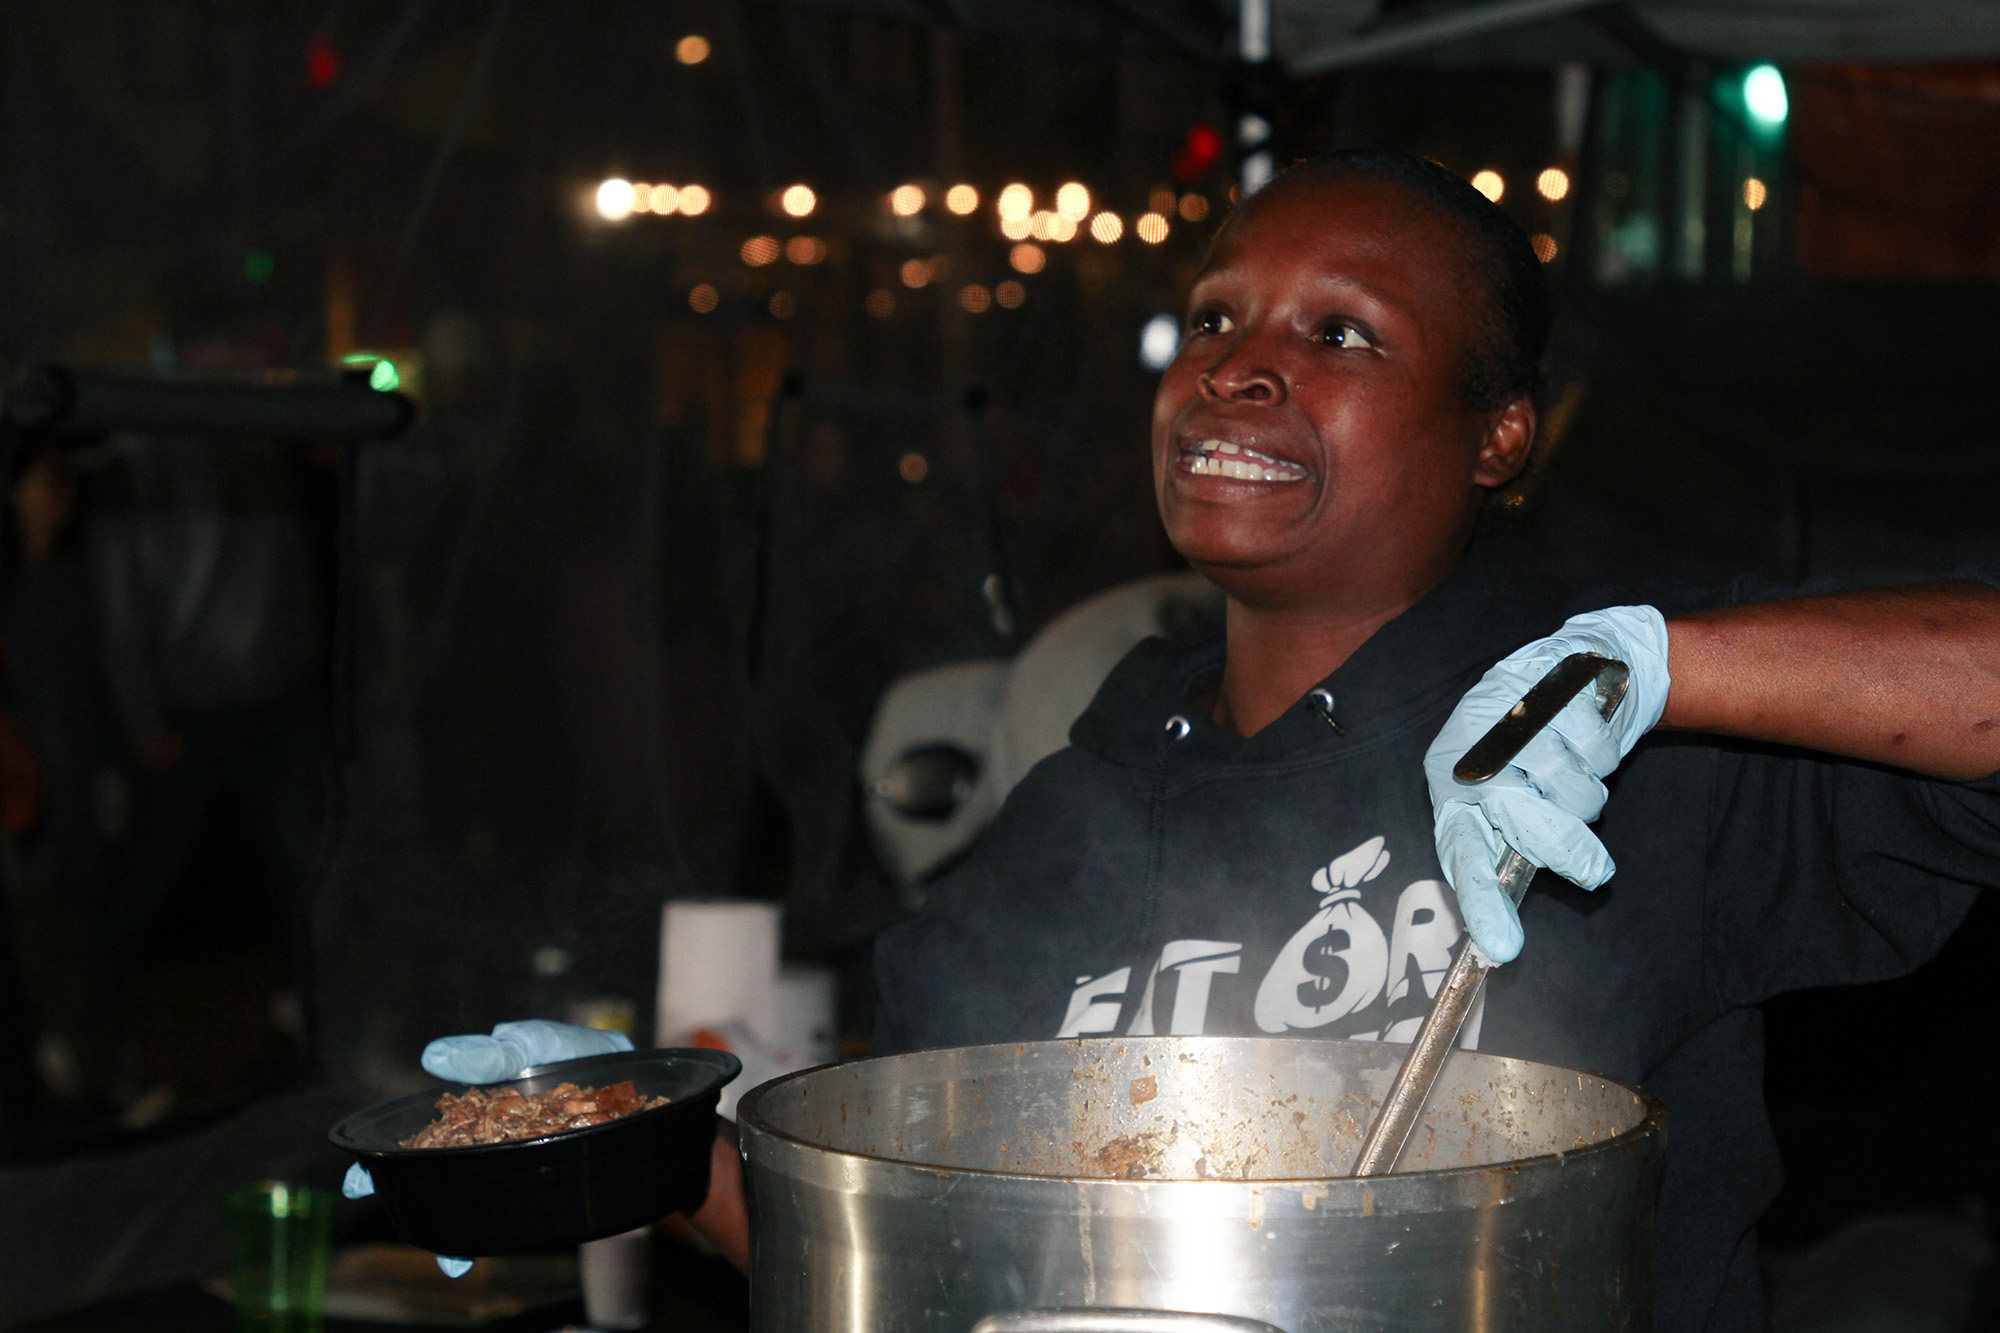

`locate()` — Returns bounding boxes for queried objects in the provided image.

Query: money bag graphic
[1253,836,1392,1033]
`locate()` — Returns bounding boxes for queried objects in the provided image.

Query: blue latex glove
[1425,605,1672,965]
[421,1019,634,1085]
[340,1165,472,1277]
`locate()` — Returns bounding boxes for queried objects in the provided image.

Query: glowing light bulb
[945,184,979,215]
[1744,64,1788,126]
[630,185,654,214]
[1089,211,1123,244]
[781,185,816,218]
[1471,170,1504,203]
[995,280,1025,308]
[1743,177,1768,210]
[740,235,780,266]
[1000,215,1033,241]
[1139,313,1180,372]
[1136,212,1169,244]
[595,178,636,221]
[997,184,1033,221]
[1536,167,1570,202]
[676,34,711,65]
[890,184,925,216]
[650,183,680,214]
[786,236,827,265]
[958,284,991,314]
[678,185,711,215]
[1055,182,1091,221]
[900,258,929,289]
[1009,243,1045,274]
[1178,193,1208,222]
[1531,233,1559,263]
[689,284,719,313]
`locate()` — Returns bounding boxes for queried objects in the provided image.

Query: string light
[1471,170,1504,203]
[1048,214,1077,243]
[1090,212,1124,244]
[768,292,797,319]
[1743,177,1768,210]
[890,184,926,216]
[899,453,929,483]
[926,255,949,280]
[1030,210,1057,242]
[1136,212,1169,244]
[689,284,719,313]
[900,258,929,288]
[1178,193,1208,222]
[650,184,680,214]
[1531,233,1559,262]
[1149,186,1176,215]
[631,185,654,214]
[786,236,827,265]
[945,184,979,215]
[958,284,992,313]
[675,34,711,64]
[995,280,1025,308]
[741,236,780,266]
[678,185,711,215]
[1009,243,1046,274]
[781,185,816,218]
[1536,167,1570,202]
[865,289,895,317]
[1000,215,1033,241]
[997,184,1033,221]
[1055,182,1091,221]
[595,178,636,221]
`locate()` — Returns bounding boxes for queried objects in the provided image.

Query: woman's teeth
[1185,439,1307,483]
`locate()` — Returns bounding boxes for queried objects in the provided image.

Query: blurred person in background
[2,438,122,1114]
[84,327,335,1102]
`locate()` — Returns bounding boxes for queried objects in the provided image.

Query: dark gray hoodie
[876,537,2000,1332]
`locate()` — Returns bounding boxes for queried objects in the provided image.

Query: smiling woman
[1151,159,1545,736]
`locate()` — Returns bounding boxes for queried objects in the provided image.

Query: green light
[368,359,399,392]
[245,247,275,283]
[1744,64,1787,126]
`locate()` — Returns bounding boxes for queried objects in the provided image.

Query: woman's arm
[688,1124,750,1272]
[1662,579,2000,781]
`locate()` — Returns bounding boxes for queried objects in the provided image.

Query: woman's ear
[1473,397,1536,489]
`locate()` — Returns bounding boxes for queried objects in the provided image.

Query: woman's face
[1151,175,1532,613]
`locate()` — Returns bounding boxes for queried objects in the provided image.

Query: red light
[306,32,341,90]
[1172,123,1225,185]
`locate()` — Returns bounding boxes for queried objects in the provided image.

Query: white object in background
[757,964,838,1067]
[654,900,782,1047]
[579,1226,651,1329]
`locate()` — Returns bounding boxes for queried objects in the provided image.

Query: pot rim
[737,1035,1667,1189]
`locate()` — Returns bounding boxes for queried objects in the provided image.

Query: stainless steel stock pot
[738,1037,1666,1333]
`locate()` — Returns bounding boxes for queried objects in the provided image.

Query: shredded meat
[400,1080,669,1149]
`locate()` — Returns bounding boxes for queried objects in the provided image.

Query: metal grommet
[1307,687,1343,734]
[1163,714,1192,741]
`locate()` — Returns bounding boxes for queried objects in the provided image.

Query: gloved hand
[340,1165,472,1277]
[343,1020,635,1279]
[1425,605,1672,965]
[422,1019,634,1085]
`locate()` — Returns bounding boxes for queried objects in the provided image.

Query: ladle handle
[972,1312,1288,1333]
[1351,653,1629,1179]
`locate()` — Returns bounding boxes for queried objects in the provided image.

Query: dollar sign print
[1297,924,1351,1012]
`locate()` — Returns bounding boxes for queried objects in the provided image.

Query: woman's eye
[1321,323,1375,350]
[1189,309,1232,336]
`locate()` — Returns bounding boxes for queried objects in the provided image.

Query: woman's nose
[1197,337,1285,404]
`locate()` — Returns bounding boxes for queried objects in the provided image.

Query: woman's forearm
[1660,580,2000,781]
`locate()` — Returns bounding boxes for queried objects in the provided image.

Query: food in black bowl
[330,1048,740,1256]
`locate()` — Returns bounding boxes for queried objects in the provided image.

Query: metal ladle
[1351,652,1631,1177]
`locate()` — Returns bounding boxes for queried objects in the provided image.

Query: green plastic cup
[222,1181,334,1333]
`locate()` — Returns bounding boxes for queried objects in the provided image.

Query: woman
[422,151,2000,1330]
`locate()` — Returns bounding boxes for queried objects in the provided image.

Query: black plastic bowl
[329,1047,740,1255]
